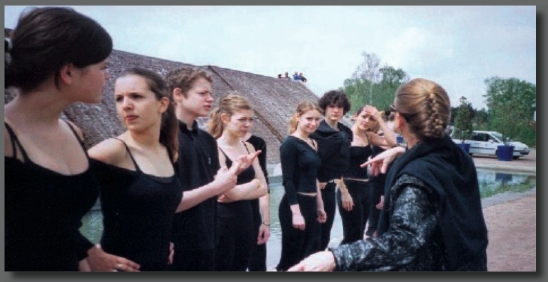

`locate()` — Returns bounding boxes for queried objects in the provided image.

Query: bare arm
[175,164,238,213]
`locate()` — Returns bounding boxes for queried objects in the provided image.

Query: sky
[4,5,536,109]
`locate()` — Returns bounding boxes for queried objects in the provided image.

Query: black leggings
[276,193,321,271]
[337,179,372,245]
[169,248,215,271]
[248,199,267,271]
[366,180,384,237]
[319,182,337,250]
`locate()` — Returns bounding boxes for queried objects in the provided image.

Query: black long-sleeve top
[309,120,352,182]
[280,136,321,206]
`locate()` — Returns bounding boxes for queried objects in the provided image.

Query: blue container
[457,143,471,153]
[497,145,514,161]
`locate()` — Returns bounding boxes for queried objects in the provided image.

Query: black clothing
[319,183,336,250]
[337,179,372,245]
[276,193,321,271]
[342,146,372,179]
[310,120,352,250]
[4,121,98,271]
[381,135,488,270]
[332,175,444,271]
[309,120,352,182]
[279,136,321,205]
[332,135,488,271]
[93,139,183,271]
[215,145,256,271]
[366,146,386,236]
[170,120,221,271]
[246,135,269,271]
[277,135,322,271]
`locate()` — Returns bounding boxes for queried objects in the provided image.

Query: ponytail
[207,107,224,139]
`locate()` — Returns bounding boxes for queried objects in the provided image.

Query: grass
[480,182,536,199]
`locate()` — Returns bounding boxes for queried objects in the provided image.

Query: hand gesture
[361,146,405,175]
[234,150,261,175]
[287,251,336,272]
[364,105,381,121]
[212,165,238,195]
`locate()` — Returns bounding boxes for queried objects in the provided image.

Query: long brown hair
[5,7,112,92]
[118,68,178,162]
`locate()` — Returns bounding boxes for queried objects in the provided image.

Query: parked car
[451,130,530,159]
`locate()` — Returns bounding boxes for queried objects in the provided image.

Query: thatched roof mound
[4,45,319,164]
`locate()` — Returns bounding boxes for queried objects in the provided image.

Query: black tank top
[4,121,99,271]
[93,138,183,271]
[217,142,255,218]
[342,145,373,179]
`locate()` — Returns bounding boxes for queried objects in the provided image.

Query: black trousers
[366,180,384,237]
[169,248,215,271]
[319,182,337,250]
[276,193,321,271]
[248,199,267,271]
[337,179,372,245]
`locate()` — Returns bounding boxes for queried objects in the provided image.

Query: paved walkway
[473,149,536,271]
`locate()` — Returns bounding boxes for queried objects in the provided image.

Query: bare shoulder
[88,138,127,165]
[63,119,85,141]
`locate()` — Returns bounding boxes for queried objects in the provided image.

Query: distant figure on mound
[293,72,301,81]
[299,72,307,83]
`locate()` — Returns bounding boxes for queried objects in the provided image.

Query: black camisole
[4,121,99,271]
[92,138,183,271]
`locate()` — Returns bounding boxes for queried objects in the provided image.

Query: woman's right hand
[292,213,305,230]
[341,192,354,211]
[361,146,406,175]
[86,244,140,272]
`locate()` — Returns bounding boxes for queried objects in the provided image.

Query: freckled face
[224,110,254,138]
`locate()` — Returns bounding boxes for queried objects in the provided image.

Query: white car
[452,130,530,159]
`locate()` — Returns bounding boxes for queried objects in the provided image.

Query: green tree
[483,77,536,145]
[453,96,474,143]
[376,66,409,111]
[343,52,409,114]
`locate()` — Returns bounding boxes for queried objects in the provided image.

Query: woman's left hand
[257,223,271,245]
[317,209,327,223]
[288,251,336,272]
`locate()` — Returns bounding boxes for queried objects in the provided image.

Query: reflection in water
[80,168,535,271]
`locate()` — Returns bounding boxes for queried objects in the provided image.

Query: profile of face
[114,74,168,131]
[297,109,322,135]
[72,59,110,104]
[178,77,213,118]
[324,103,344,123]
[223,109,255,138]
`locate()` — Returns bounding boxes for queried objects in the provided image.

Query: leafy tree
[483,77,536,145]
[453,96,474,143]
[375,66,409,111]
[472,108,489,130]
[343,52,409,114]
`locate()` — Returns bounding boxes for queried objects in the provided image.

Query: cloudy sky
[4,5,536,109]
